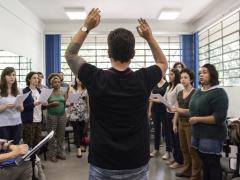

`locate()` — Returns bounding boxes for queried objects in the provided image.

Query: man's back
[79,64,162,170]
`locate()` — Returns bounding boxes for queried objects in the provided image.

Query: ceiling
[19,0,218,23]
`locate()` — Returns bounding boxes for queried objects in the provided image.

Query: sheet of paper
[67,93,81,104]
[150,93,173,109]
[60,86,68,94]
[15,130,54,166]
[13,91,31,106]
[39,88,53,103]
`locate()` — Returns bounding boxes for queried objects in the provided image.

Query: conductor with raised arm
[65,8,168,180]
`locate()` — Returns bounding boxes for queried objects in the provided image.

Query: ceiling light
[158,9,181,20]
[65,7,86,20]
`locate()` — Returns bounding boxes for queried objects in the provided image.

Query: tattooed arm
[65,8,101,76]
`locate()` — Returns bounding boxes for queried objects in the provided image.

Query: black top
[21,87,41,124]
[177,89,195,123]
[189,88,229,140]
[151,81,168,113]
[78,63,162,170]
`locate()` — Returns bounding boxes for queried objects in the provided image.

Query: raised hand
[83,8,101,31]
[136,18,153,40]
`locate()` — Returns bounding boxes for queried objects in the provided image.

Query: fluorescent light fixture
[65,7,86,20]
[158,9,181,20]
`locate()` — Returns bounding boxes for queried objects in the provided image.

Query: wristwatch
[81,26,89,33]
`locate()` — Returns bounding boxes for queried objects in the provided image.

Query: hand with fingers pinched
[136,18,153,40]
[83,8,101,31]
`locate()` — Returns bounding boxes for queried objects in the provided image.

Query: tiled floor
[43,146,185,180]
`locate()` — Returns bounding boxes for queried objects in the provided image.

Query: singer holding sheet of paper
[162,68,184,169]
[0,67,24,145]
[45,73,68,162]
[148,78,168,158]
[21,72,43,148]
[68,77,89,158]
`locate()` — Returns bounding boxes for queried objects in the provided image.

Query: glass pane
[223,21,239,36]
[211,55,222,64]
[199,37,209,47]
[199,46,209,54]
[199,31,208,40]
[199,52,209,60]
[224,78,240,86]
[223,13,239,28]
[209,39,222,50]
[223,50,239,61]
[223,32,239,45]
[224,60,240,70]
[223,41,239,53]
[209,47,222,58]
[209,23,221,35]
[209,30,222,43]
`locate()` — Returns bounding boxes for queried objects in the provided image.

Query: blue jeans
[192,137,223,155]
[89,164,149,180]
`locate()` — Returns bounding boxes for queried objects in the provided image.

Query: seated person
[0,139,32,180]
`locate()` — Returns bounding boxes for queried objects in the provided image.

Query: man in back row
[65,8,168,180]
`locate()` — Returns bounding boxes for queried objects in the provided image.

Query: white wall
[0,0,45,72]
[192,0,240,32]
[223,87,240,118]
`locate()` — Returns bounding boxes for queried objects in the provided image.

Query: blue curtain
[193,32,199,88]
[181,34,199,88]
[45,34,61,85]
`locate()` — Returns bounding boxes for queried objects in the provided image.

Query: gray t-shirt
[0,96,22,127]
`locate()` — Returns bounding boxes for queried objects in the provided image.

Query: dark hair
[180,68,195,85]
[73,78,85,90]
[0,67,19,97]
[173,62,185,70]
[26,72,38,86]
[47,73,61,86]
[37,72,44,78]
[107,28,135,63]
[168,68,181,91]
[202,64,219,86]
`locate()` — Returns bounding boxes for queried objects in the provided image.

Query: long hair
[0,67,19,97]
[202,64,219,86]
[73,78,85,91]
[168,68,180,92]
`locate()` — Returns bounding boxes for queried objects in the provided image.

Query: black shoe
[175,172,191,178]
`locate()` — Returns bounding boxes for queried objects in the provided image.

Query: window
[199,12,240,86]
[61,34,182,83]
[0,50,32,88]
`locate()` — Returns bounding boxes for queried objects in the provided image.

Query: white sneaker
[150,150,160,157]
[169,162,183,169]
[162,152,170,160]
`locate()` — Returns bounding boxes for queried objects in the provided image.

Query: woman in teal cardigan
[189,64,229,180]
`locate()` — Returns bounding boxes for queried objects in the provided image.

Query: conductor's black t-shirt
[78,63,162,170]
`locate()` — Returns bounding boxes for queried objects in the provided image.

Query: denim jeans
[192,137,224,180]
[89,164,149,180]
[192,137,223,155]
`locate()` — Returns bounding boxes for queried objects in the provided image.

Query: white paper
[39,88,53,103]
[150,93,173,109]
[60,86,68,94]
[15,130,54,166]
[13,91,31,107]
[67,93,81,104]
